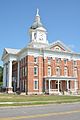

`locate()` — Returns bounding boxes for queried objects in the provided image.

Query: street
[0,103,80,120]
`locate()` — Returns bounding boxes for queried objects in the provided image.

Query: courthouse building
[2,9,80,95]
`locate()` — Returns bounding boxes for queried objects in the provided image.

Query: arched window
[48,67,51,76]
[64,67,68,76]
[56,67,60,76]
[74,68,77,77]
[56,58,61,64]
[34,66,38,76]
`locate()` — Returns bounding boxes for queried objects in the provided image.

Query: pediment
[2,49,8,59]
[49,40,72,52]
[2,48,20,60]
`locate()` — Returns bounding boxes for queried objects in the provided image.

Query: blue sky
[0,0,80,66]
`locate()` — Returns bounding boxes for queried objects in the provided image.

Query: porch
[44,76,78,95]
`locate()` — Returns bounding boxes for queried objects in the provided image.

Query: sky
[0,0,80,66]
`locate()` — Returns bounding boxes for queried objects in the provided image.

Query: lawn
[0,93,80,106]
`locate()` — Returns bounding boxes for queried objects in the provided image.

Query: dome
[30,9,43,29]
[30,21,43,29]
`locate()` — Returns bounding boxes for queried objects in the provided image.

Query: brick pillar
[68,60,74,89]
[43,57,48,76]
[38,56,43,93]
[77,60,80,91]
[61,60,64,76]
[27,55,34,94]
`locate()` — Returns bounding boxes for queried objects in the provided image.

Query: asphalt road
[0,103,80,120]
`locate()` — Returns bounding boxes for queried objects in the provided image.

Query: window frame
[34,80,38,90]
[73,61,77,66]
[34,57,38,63]
[73,67,77,77]
[56,67,60,76]
[48,66,51,76]
[64,67,68,76]
[34,66,38,76]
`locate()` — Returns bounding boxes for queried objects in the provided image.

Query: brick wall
[12,55,80,93]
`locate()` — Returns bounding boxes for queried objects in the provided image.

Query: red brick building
[2,9,80,95]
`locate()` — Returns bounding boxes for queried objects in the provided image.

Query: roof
[1,48,20,60]
[5,48,20,54]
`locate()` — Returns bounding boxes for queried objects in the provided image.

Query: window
[64,67,68,76]
[48,67,51,76]
[56,58,61,64]
[55,81,61,89]
[64,59,68,64]
[34,80,38,90]
[34,57,38,63]
[22,67,25,77]
[73,61,77,66]
[56,67,60,76]
[54,46,61,51]
[34,66,38,76]
[56,47,59,50]
[48,57,51,64]
[74,68,77,77]
[25,66,27,76]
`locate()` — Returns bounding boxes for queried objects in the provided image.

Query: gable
[49,40,72,52]
[50,45,65,51]
[1,49,8,60]
[2,48,20,60]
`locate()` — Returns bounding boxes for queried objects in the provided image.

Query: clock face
[39,32,44,40]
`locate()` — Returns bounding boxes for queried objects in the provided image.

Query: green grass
[0,93,80,106]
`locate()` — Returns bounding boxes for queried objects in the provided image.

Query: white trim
[44,76,77,81]
[8,60,12,88]
[17,61,20,88]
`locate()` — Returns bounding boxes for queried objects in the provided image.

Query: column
[3,64,6,87]
[74,80,78,93]
[45,80,46,92]
[67,80,69,91]
[17,61,20,88]
[58,80,59,93]
[49,79,51,94]
[8,60,13,93]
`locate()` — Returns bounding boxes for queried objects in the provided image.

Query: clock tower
[29,9,49,48]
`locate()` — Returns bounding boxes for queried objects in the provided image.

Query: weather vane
[36,8,39,16]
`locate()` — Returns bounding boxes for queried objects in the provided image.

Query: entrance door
[55,81,62,91]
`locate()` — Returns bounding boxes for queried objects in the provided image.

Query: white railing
[45,89,58,94]
[45,88,78,95]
